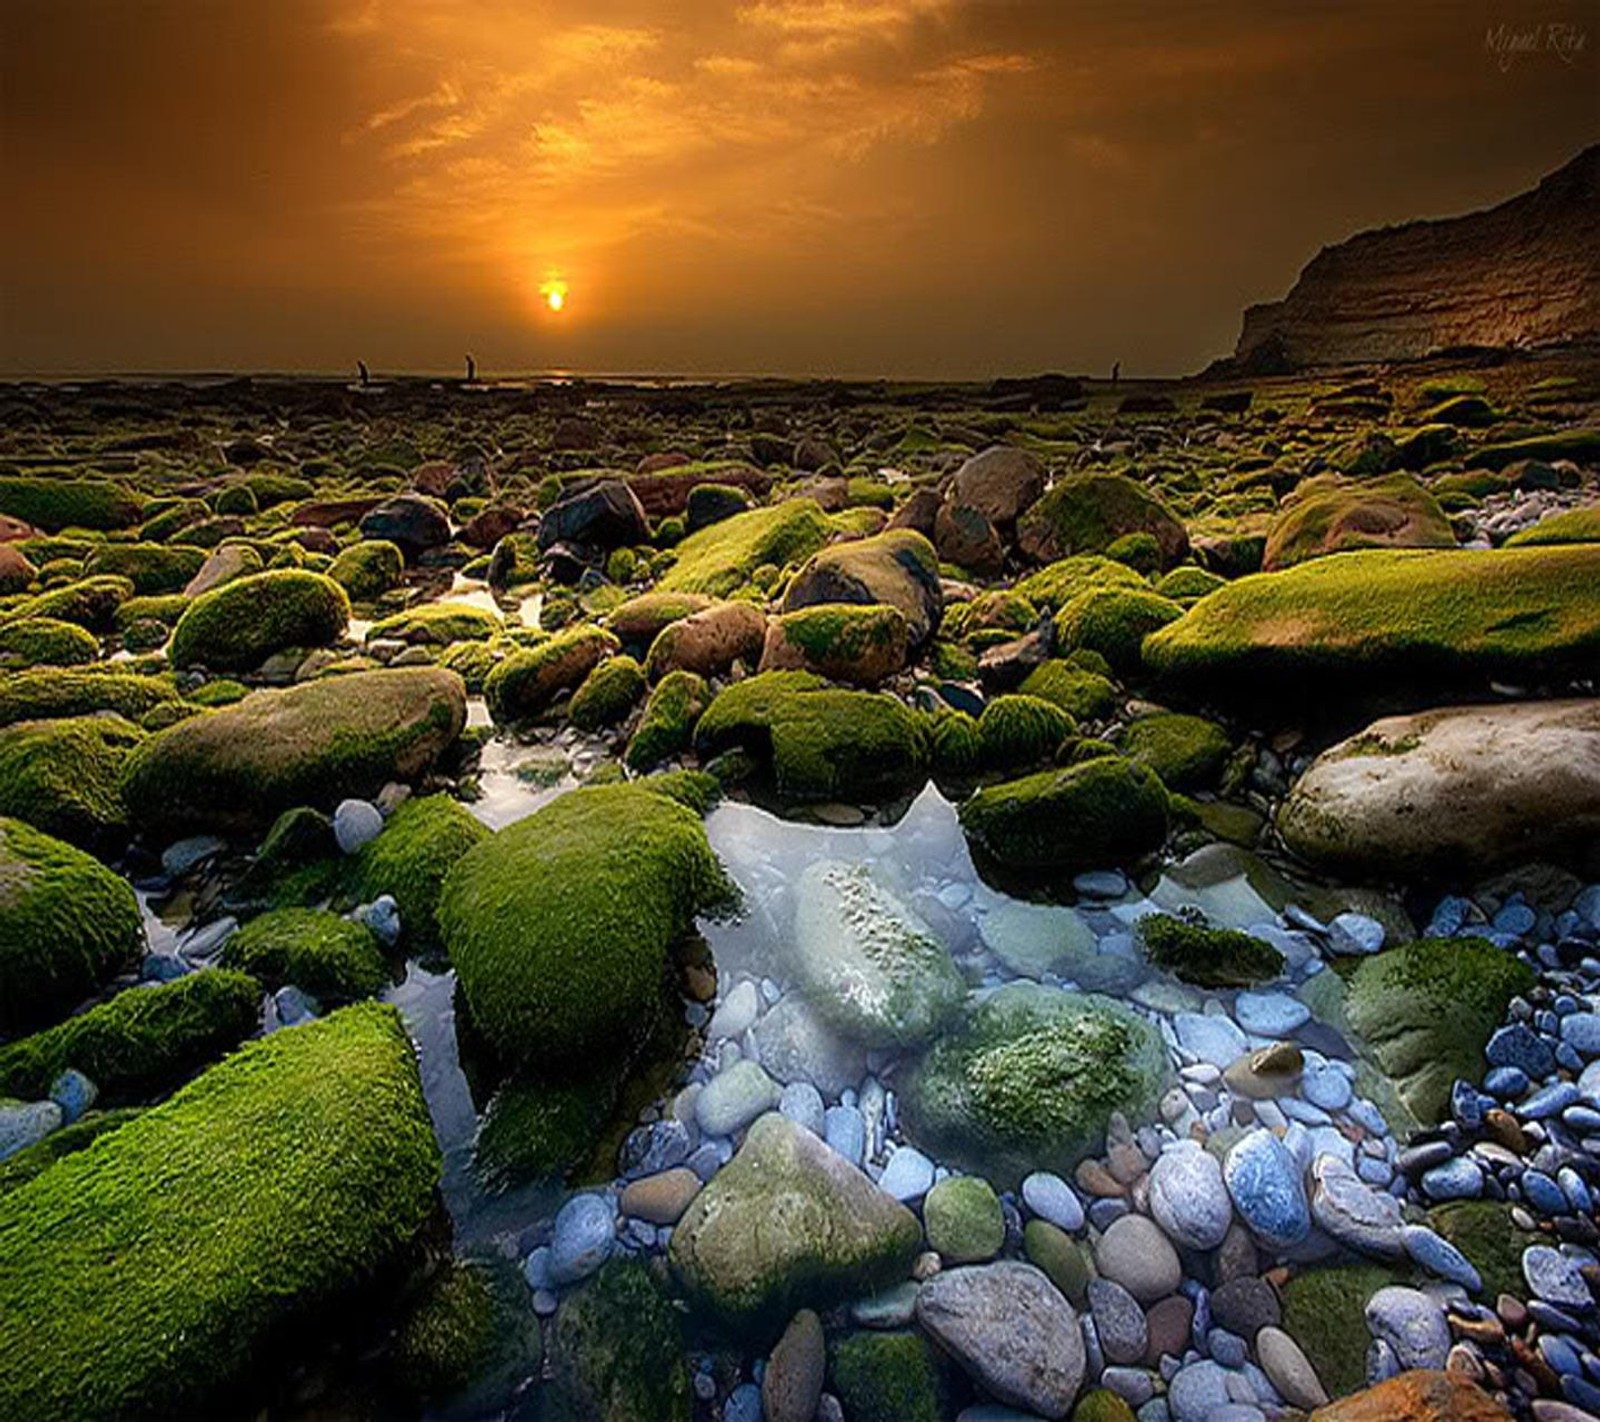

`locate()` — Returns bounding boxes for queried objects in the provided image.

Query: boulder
[759,603,910,686]
[0,715,144,846]
[168,569,349,672]
[658,500,833,597]
[1017,473,1188,569]
[120,668,466,832]
[358,494,452,561]
[934,500,1006,575]
[782,528,943,648]
[668,1112,921,1334]
[1263,474,1455,571]
[1307,1370,1512,1422]
[790,861,964,1048]
[0,543,35,594]
[537,478,650,554]
[183,543,263,597]
[1280,699,1600,878]
[949,445,1047,526]
[645,601,767,680]
[484,626,619,722]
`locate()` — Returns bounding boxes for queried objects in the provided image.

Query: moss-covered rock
[8,574,135,631]
[1119,711,1230,791]
[0,667,178,728]
[625,669,711,771]
[1474,427,1600,470]
[1504,505,1600,547]
[82,541,206,595]
[1017,659,1120,721]
[1053,586,1183,677]
[657,498,834,597]
[781,528,943,647]
[829,1330,954,1422]
[221,907,387,1001]
[139,498,210,544]
[348,794,488,951]
[0,968,260,1104]
[471,1070,621,1192]
[169,569,350,671]
[899,981,1169,1186]
[760,602,911,686]
[569,654,646,731]
[1262,473,1455,571]
[1136,909,1284,988]
[1143,546,1600,713]
[120,667,466,832]
[483,625,618,723]
[0,714,143,844]
[0,1108,142,1196]
[923,1175,1005,1263]
[1343,936,1534,1125]
[1427,1200,1532,1302]
[1015,554,1149,610]
[0,817,143,1034]
[977,694,1076,771]
[669,1112,921,1336]
[1017,473,1188,569]
[0,476,144,532]
[1280,1263,1413,1399]
[391,1254,539,1411]
[694,670,930,802]
[928,707,984,779]
[0,616,100,667]
[606,590,715,650]
[0,1001,439,1422]
[550,1257,690,1422]
[958,756,1169,873]
[1154,565,1226,601]
[328,539,405,601]
[439,783,730,1070]
[368,600,500,646]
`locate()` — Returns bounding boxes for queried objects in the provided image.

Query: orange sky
[1,0,1595,378]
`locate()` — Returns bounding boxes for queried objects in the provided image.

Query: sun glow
[540,278,569,312]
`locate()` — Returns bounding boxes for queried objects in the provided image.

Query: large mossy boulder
[0,616,100,667]
[625,669,711,772]
[657,499,834,597]
[0,967,261,1104]
[221,908,387,1002]
[348,794,489,951]
[169,569,350,672]
[0,816,144,1034]
[1340,936,1535,1126]
[958,755,1169,874]
[0,667,178,729]
[1279,699,1600,878]
[899,982,1169,1186]
[120,668,466,833]
[438,783,730,1071]
[82,542,206,595]
[0,1002,439,1422]
[1015,554,1149,611]
[483,625,618,723]
[791,861,965,1049]
[694,670,929,802]
[668,1112,921,1336]
[0,714,144,845]
[549,1257,690,1421]
[1143,546,1600,714]
[1262,473,1455,571]
[1017,473,1188,569]
[0,475,144,532]
[1118,711,1230,792]
[760,603,911,686]
[781,528,943,648]
[1053,585,1183,677]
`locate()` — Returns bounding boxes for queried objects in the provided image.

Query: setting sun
[540,279,569,313]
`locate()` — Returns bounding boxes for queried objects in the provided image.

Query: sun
[540,278,569,313]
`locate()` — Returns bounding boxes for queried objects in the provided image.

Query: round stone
[1175,1012,1248,1068]
[924,1176,1004,1264]
[333,798,383,854]
[778,1080,825,1136]
[696,1060,781,1138]
[1365,1286,1450,1370]
[1094,1213,1181,1305]
[619,1167,702,1225]
[1210,1277,1279,1338]
[1148,1141,1232,1251]
[1234,991,1311,1037]
[549,1192,615,1284]
[1522,1245,1595,1308]
[1022,1171,1085,1232]
[763,1309,825,1422]
[878,1145,936,1203]
[1224,1129,1310,1249]
[1087,1277,1148,1365]
[1301,1061,1353,1111]
[1256,1326,1329,1410]
[1168,1360,1232,1422]
[1401,1224,1481,1292]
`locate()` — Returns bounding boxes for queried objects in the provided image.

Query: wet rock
[1148,1140,1232,1250]
[358,494,451,561]
[1094,1213,1182,1304]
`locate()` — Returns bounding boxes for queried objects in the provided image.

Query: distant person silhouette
[357,360,370,387]
[1111,361,1121,386]
[465,354,476,383]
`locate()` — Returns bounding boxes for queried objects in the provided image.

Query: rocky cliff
[1234,145,1600,370]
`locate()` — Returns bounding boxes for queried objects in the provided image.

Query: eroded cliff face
[1235,145,1600,370]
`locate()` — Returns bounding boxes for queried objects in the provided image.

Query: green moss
[436,638,496,692]
[1106,530,1163,575]
[221,908,387,1001]
[657,498,833,596]
[170,569,350,671]
[120,667,466,832]
[1119,711,1230,791]
[0,616,99,667]
[0,1001,439,1422]
[369,600,500,646]
[847,476,896,509]
[328,539,405,600]
[0,668,177,727]
[140,498,210,543]
[900,981,1169,1184]
[1054,586,1182,676]
[0,714,144,844]
[1345,936,1535,1124]
[569,654,646,731]
[977,694,1076,770]
[1263,473,1454,571]
[347,794,488,952]
[771,602,910,682]
[1505,506,1600,547]
[550,1257,690,1422]
[829,1330,952,1422]
[472,1071,620,1191]
[484,625,619,723]
[1154,564,1226,601]
[928,638,979,680]
[1018,659,1120,720]
[625,669,710,771]
[1474,427,1600,470]
[923,1175,1004,1262]
[438,783,732,1070]
[0,817,144,1034]
[644,768,722,815]
[1137,909,1283,987]
[213,483,259,516]
[960,589,1039,634]
[1428,1200,1531,1301]
[1144,546,1600,710]
[392,1254,537,1406]
[605,546,638,584]
[242,471,314,508]
[1023,1218,1091,1306]
[1280,1263,1413,1398]
[0,1109,141,1196]
[0,476,144,532]
[959,755,1169,873]
[0,968,261,1103]
[82,542,205,595]
[694,670,930,802]
[7,574,135,631]
[606,591,715,648]
[115,593,188,630]
[928,707,983,778]
[1017,473,1187,568]
[1074,1390,1138,1422]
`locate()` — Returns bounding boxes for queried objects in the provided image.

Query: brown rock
[1144,1294,1193,1365]
[291,496,384,528]
[1307,1369,1513,1422]
[626,463,772,518]
[462,504,526,550]
[0,515,37,543]
[620,1167,703,1225]
[759,605,911,687]
[410,460,457,499]
[645,601,768,679]
[886,487,942,540]
[950,445,1047,527]
[636,451,692,474]
[935,500,1005,575]
[763,1310,825,1422]
[1224,1043,1304,1099]
[0,542,35,594]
